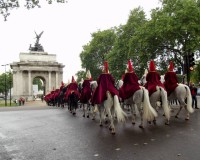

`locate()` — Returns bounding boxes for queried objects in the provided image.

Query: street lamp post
[1,64,9,106]
[9,71,12,106]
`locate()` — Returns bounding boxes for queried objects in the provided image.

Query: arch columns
[48,71,52,91]
[10,51,65,100]
[28,71,32,95]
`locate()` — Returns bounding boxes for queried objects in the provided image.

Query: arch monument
[10,51,65,100]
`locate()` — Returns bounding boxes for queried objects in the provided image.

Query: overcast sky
[0,0,160,82]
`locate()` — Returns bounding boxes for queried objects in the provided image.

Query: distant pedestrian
[190,82,198,109]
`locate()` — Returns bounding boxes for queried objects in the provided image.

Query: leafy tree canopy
[0,0,67,21]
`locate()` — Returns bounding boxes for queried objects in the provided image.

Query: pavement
[0,99,200,160]
[0,100,51,112]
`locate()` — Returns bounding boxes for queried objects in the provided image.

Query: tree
[75,70,85,83]
[80,29,117,80]
[145,0,200,82]
[0,0,67,21]
[190,60,200,84]
[33,77,43,90]
[0,72,13,95]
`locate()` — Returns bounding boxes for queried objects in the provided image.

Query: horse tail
[159,87,171,121]
[113,95,127,122]
[142,87,158,121]
[184,84,194,113]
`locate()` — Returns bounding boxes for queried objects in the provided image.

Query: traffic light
[188,53,195,71]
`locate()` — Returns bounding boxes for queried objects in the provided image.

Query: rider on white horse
[91,61,119,105]
[144,60,166,96]
[91,61,126,133]
[163,61,178,96]
[119,59,141,101]
[144,60,170,124]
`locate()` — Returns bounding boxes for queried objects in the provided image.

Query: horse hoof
[73,112,76,115]
[99,124,103,127]
[105,121,108,124]
[83,115,85,117]
[139,125,144,129]
[132,122,136,125]
[175,115,178,119]
[185,118,189,121]
[148,121,151,124]
[87,115,89,118]
[153,120,156,125]
[165,122,169,125]
[92,118,95,120]
[111,132,116,135]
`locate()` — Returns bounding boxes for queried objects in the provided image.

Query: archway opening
[32,76,45,100]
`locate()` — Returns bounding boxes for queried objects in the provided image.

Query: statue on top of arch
[29,31,44,52]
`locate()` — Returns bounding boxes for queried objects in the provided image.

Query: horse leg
[137,103,144,129]
[98,105,103,126]
[184,105,190,120]
[91,105,97,120]
[105,106,115,134]
[86,103,90,118]
[83,103,87,117]
[151,103,157,125]
[130,104,136,125]
[175,106,183,118]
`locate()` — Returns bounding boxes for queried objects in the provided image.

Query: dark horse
[68,91,80,115]
[58,86,68,108]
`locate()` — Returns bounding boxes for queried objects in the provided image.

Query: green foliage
[190,61,200,83]
[75,70,85,83]
[79,29,116,80]
[78,0,200,82]
[0,0,67,21]
[0,72,13,94]
[33,77,43,90]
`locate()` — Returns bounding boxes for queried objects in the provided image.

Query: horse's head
[160,75,165,83]
[115,80,123,90]
[140,75,147,86]
[90,81,98,92]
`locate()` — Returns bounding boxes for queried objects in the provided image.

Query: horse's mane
[90,81,98,91]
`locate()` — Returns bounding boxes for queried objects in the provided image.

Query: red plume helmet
[127,59,134,72]
[61,81,64,86]
[71,76,76,83]
[168,61,174,71]
[149,60,156,72]
[104,61,109,73]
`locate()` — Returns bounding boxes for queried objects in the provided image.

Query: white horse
[90,81,127,134]
[141,75,171,125]
[117,80,158,128]
[162,81,194,120]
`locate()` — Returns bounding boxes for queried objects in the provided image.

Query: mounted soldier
[80,70,93,104]
[91,61,119,105]
[119,59,140,100]
[80,70,93,117]
[164,61,178,96]
[144,60,166,96]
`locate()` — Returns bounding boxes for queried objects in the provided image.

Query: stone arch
[10,51,65,100]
